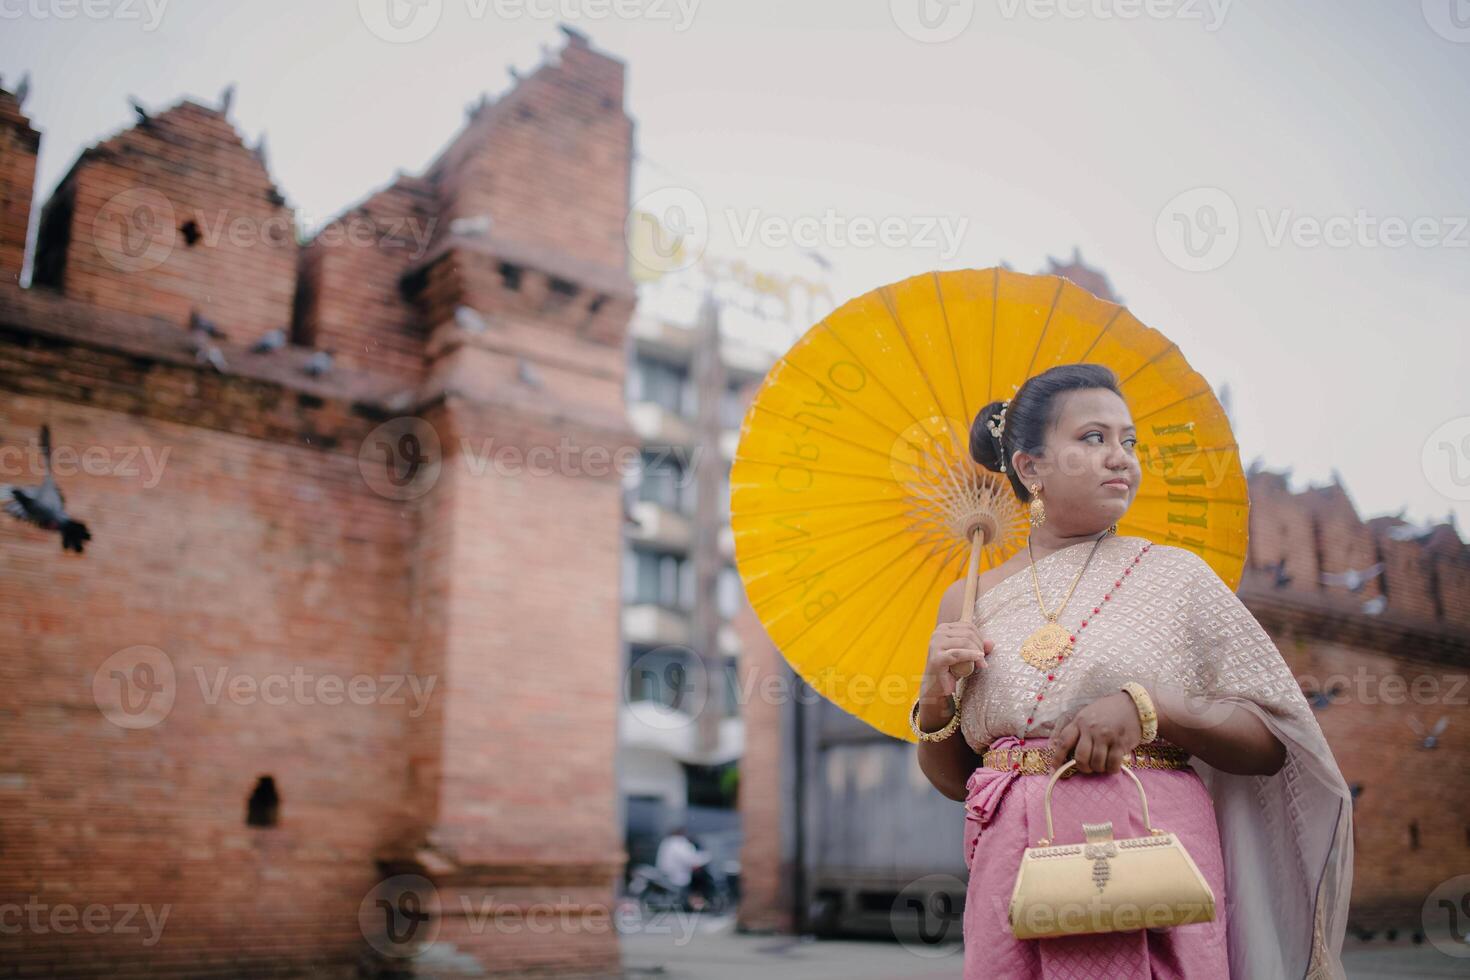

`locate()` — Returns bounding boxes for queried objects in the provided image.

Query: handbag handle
[1038,757,1161,845]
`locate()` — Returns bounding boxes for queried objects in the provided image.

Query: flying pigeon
[454,306,488,334]
[1408,715,1449,750]
[1,425,92,553]
[1386,520,1436,542]
[1320,563,1384,593]
[1361,595,1387,616]
[251,328,287,354]
[304,349,334,377]
[449,214,493,237]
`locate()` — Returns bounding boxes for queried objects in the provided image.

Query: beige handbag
[1008,758,1216,940]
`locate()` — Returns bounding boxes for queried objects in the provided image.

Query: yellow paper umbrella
[729,267,1248,742]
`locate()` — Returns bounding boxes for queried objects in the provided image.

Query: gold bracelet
[1120,681,1159,744]
[910,677,967,742]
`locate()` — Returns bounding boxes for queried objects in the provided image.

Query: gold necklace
[1017,527,1115,671]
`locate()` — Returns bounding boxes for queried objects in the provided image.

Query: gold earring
[1029,484,1046,527]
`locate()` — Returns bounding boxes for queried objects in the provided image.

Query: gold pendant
[1019,621,1072,671]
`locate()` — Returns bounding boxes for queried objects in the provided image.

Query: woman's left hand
[1047,691,1145,774]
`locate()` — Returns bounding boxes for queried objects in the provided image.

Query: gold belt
[982,742,1191,777]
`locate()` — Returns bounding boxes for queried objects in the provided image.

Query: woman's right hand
[922,620,992,702]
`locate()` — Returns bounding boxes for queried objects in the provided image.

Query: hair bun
[970,399,1009,473]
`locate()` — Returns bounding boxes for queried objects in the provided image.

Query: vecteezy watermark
[358,876,693,959]
[1422,0,1470,43]
[0,898,170,946]
[1295,667,1470,707]
[1155,187,1240,272]
[890,874,966,957]
[92,188,177,273]
[993,0,1231,30]
[93,645,177,729]
[0,0,169,30]
[357,0,700,44]
[359,417,445,501]
[1423,875,1470,957]
[627,187,709,280]
[0,438,171,490]
[1257,209,1470,250]
[193,666,437,718]
[726,208,970,262]
[93,646,439,729]
[889,0,976,43]
[1423,416,1470,503]
[360,875,441,959]
[1158,188,1470,271]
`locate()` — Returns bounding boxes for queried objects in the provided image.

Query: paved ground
[617,912,1470,979]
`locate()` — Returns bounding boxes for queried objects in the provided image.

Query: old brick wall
[0,27,639,979]
[0,87,38,286]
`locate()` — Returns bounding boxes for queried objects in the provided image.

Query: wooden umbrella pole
[950,525,989,682]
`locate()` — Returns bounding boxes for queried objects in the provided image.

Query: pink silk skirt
[962,736,1231,979]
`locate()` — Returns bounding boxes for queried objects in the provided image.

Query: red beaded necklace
[1010,539,1155,767]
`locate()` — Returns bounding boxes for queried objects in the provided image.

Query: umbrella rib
[729,493,930,518]
[1023,278,1066,381]
[735,508,919,562]
[754,524,923,625]
[931,270,971,434]
[1077,306,1124,362]
[987,267,999,405]
[879,285,963,446]
[860,557,958,711]
[776,533,949,671]
[776,349,931,453]
[1117,340,1181,387]
[1130,383,1215,422]
[742,401,936,465]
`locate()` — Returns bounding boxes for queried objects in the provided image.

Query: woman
[913,363,1353,980]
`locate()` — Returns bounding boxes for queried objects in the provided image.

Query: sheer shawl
[1164,547,1354,980]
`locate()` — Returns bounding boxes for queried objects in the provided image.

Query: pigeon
[189,309,225,339]
[1320,563,1384,593]
[304,349,334,377]
[450,214,493,238]
[1302,681,1345,711]
[194,341,228,373]
[454,306,488,334]
[1408,715,1449,750]
[251,328,287,354]
[219,82,235,117]
[1,425,92,553]
[11,71,30,108]
[516,356,542,388]
[128,95,151,126]
[1265,558,1292,589]
[1361,595,1387,616]
[1386,520,1435,542]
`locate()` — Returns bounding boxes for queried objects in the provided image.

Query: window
[723,655,740,715]
[634,357,690,415]
[719,383,745,429]
[630,547,691,611]
[625,643,700,712]
[247,776,279,827]
[637,450,689,512]
[716,565,742,619]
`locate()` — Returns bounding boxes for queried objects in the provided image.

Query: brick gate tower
[1,27,638,978]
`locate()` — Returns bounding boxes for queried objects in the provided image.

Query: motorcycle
[627,859,740,916]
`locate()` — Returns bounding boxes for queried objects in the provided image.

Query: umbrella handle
[949,527,988,681]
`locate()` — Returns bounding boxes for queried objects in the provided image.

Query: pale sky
[3,0,1467,533]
